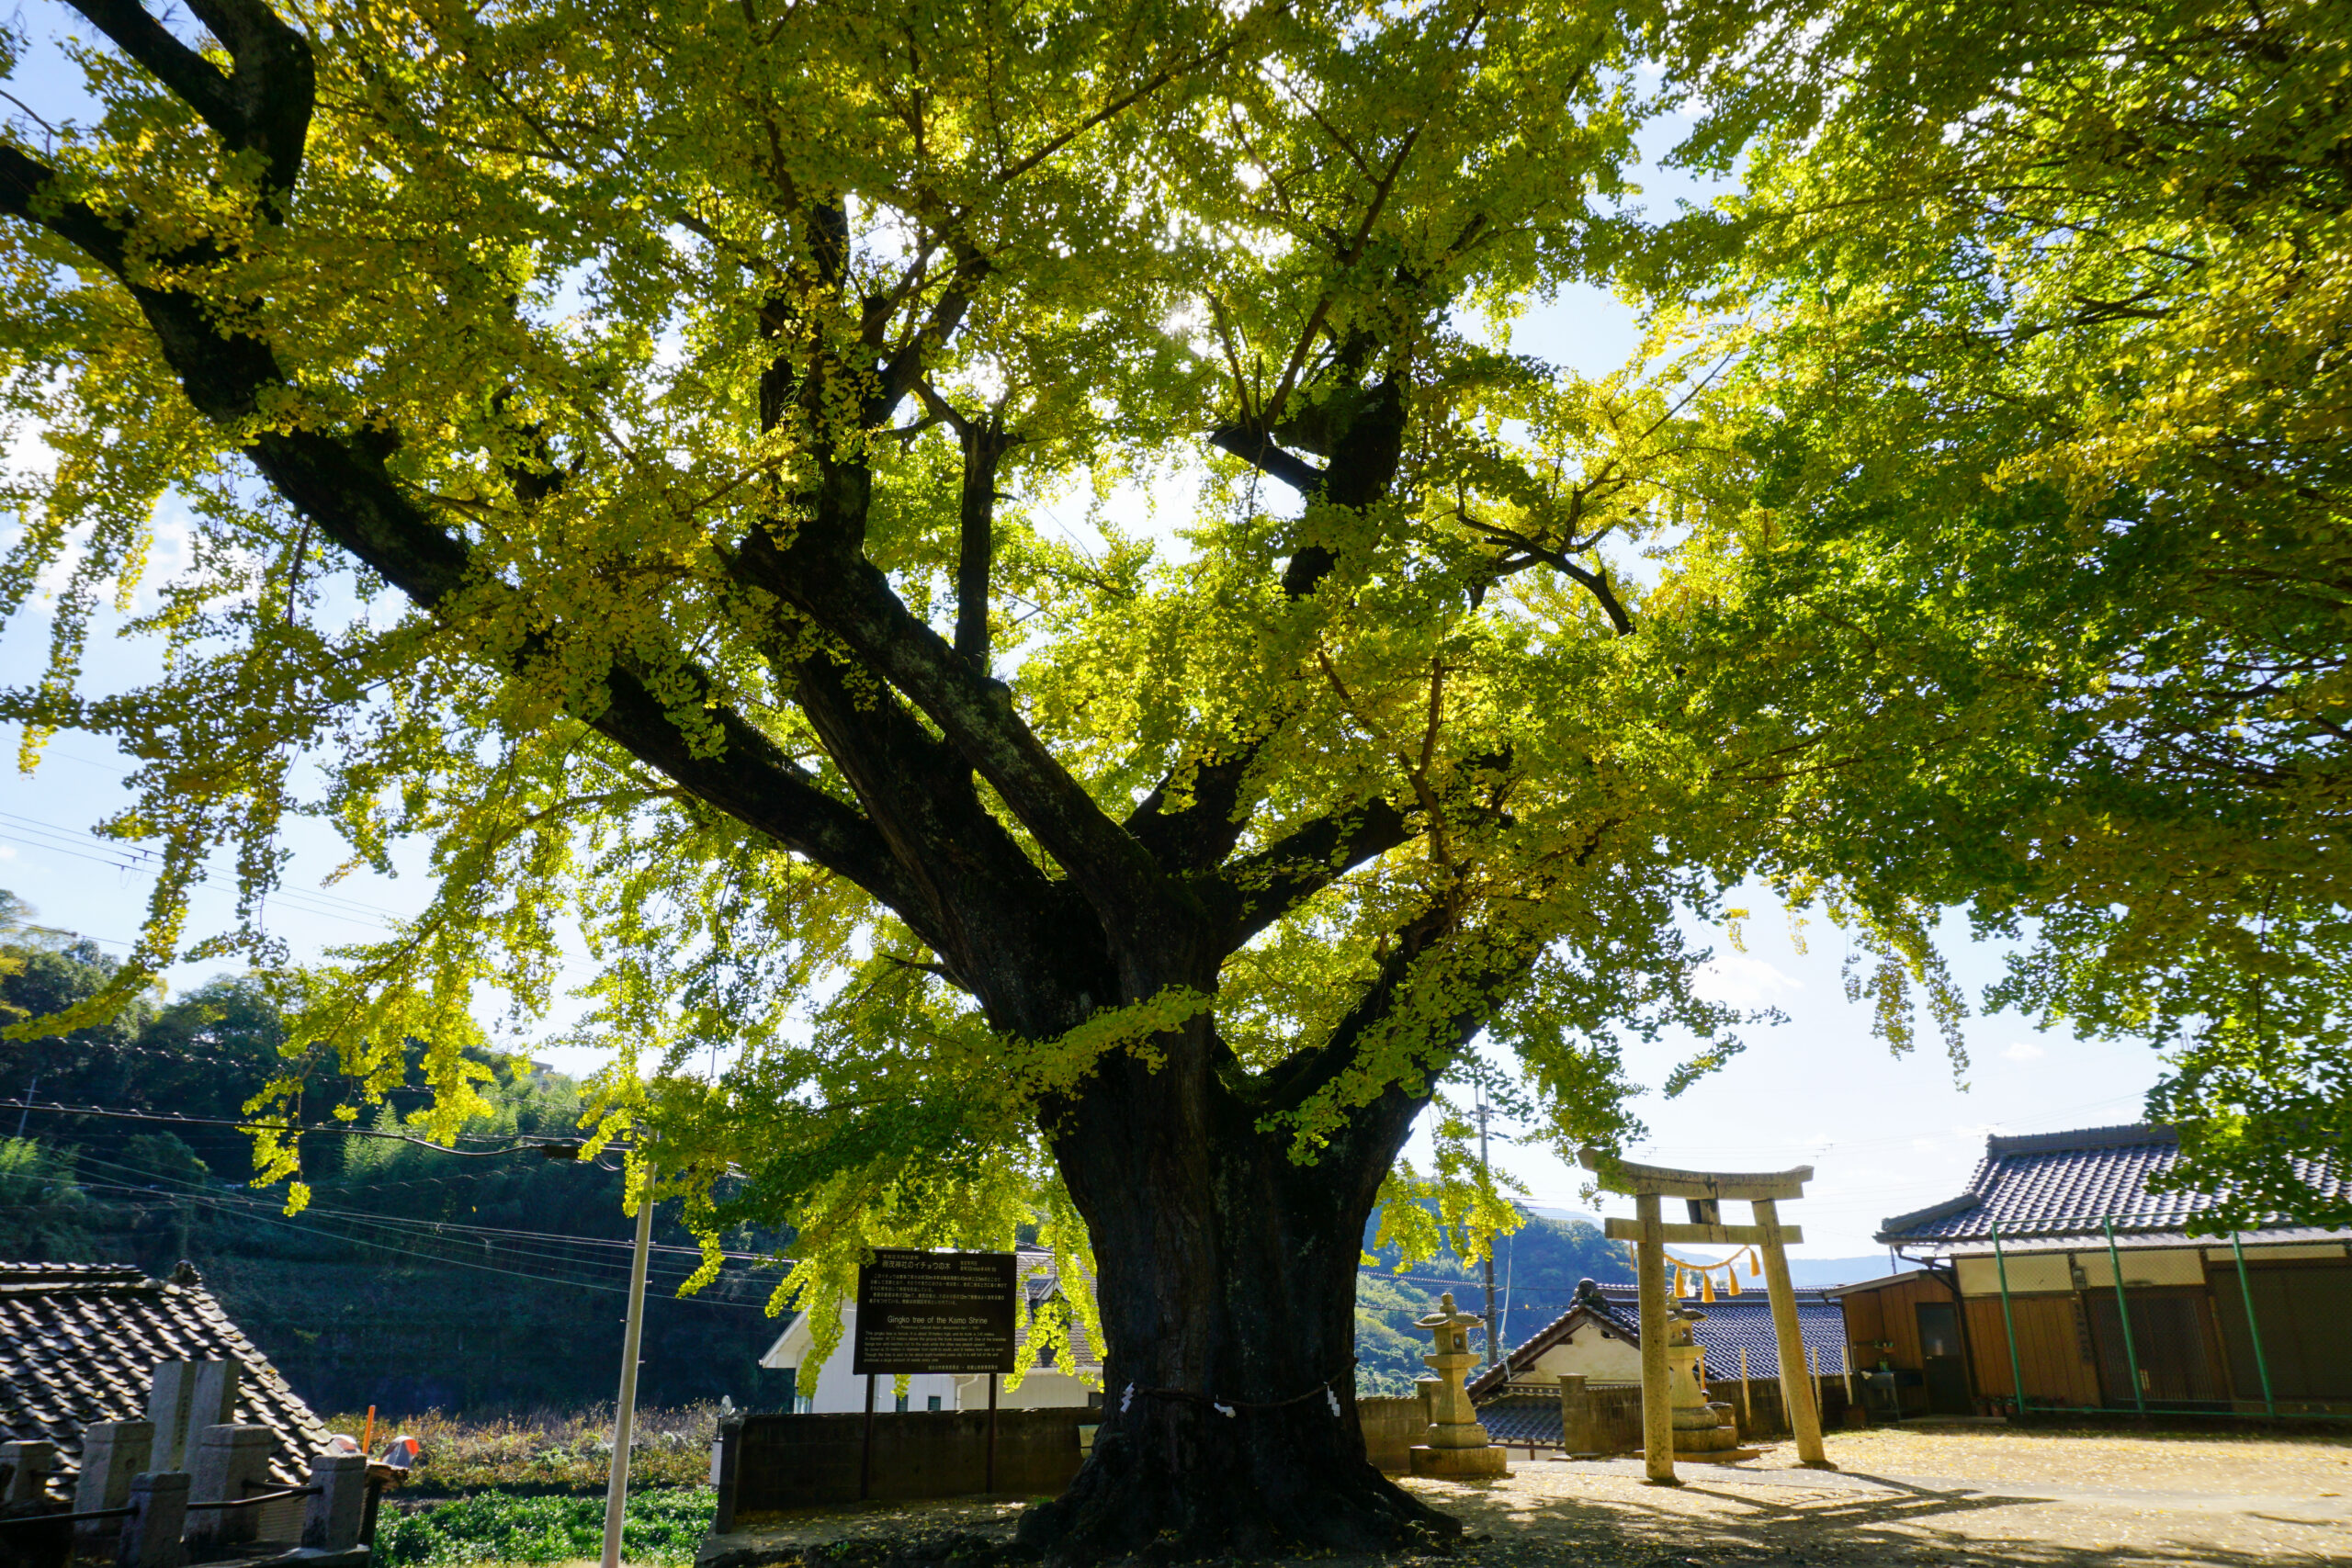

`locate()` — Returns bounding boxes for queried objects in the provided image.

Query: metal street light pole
[1476,1085,1498,1367]
[602,1151,656,1568]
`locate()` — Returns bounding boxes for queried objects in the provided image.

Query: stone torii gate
[1578,1148,1829,1483]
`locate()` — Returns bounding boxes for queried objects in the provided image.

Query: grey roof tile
[1472,1282,1849,1398]
[1874,1123,2352,1247]
[1475,1391,1565,1445]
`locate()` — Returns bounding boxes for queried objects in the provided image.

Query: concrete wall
[723,1409,1089,1516]
[1357,1396,1426,1472]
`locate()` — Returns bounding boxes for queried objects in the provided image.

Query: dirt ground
[696,1422,2352,1568]
[1418,1421,2352,1567]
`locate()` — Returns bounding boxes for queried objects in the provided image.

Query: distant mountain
[1354,1207,1633,1393]
[1782,1254,1902,1288]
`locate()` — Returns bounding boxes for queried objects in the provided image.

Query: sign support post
[859,1373,876,1502]
[601,1151,656,1568]
[852,1248,1021,1499]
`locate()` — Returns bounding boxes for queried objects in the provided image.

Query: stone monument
[1407,1292,1509,1480]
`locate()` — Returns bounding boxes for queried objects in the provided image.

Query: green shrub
[375,1486,716,1565]
[323,1407,721,1494]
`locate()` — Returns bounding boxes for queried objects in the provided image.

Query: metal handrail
[185,1485,321,1511]
[0,1506,136,1529]
[0,1481,322,1531]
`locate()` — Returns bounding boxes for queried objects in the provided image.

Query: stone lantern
[1407,1292,1508,1479]
[1665,1307,1739,1454]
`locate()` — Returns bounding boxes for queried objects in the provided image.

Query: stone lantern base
[1408,1442,1510,1479]
[1673,1401,1743,1454]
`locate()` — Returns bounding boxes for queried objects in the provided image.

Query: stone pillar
[148,1359,238,1474]
[1413,1376,1441,1442]
[301,1452,369,1551]
[191,1361,242,1437]
[75,1421,156,1546]
[1634,1192,1675,1484]
[1556,1374,1594,1455]
[76,1422,155,1513]
[1755,1198,1827,1467]
[0,1440,57,1505]
[187,1425,276,1548]
[119,1471,191,1568]
[148,1362,196,1472]
[708,1420,736,1536]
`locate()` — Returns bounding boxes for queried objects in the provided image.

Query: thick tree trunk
[1013,1041,1457,1562]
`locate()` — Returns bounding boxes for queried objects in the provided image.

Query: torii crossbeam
[1577,1149,1832,1482]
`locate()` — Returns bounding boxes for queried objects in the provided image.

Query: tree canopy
[1664,0,2352,1226]
[0,0,1809,1254]
[6,0,2350,1549]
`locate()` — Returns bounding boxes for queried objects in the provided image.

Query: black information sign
[852,1248,1018,1375]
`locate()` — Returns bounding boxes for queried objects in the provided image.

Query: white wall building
[758,1248,1102,1415]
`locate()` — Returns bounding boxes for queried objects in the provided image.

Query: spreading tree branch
[0,137,931,931]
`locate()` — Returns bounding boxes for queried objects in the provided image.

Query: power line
[221,1190,777,1264]
[0,1095,614,1157]
[0,807,412,933]
[62,1147,778,1308]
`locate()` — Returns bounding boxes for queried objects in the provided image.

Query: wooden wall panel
[1963,1294,2101,1407]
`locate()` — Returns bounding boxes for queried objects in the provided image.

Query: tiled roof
[1475,1391,1565,1446]
[1874,1123,2352,1249]
[0,1261,331,1487]
[1471,1281,1847,1397]
[1017,1248,1099,1370]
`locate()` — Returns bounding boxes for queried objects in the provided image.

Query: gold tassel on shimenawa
[1725,1267,1742,1296]
[1748,1250,1762,1278]
[1701,1270,1716,1303]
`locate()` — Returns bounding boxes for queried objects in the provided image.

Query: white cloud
[2003,1040,2046,1062]
[0,845,15,860]
[1692,952,1801,1007]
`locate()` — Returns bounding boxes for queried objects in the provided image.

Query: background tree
[0,0,1936,1553]
[1655,0,2352,1227]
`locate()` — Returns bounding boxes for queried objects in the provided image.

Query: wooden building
[1851,1123,2352,1416]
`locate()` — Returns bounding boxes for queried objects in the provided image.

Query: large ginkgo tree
[0,0,1957,1552]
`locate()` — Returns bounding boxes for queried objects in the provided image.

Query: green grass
[375,1486,716,1566]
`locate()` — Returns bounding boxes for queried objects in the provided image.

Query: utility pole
[602,1147,656,1568]
[1476,1084,1498,1367]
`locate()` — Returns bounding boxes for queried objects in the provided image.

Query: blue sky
[0,22,2165,1261]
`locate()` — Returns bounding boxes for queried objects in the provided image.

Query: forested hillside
[1353,1211,1634,1393]
[0,897,794,1412]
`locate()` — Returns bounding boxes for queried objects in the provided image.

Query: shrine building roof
[1872,1123,2352,1254]
[1469,1281,1846,1399]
